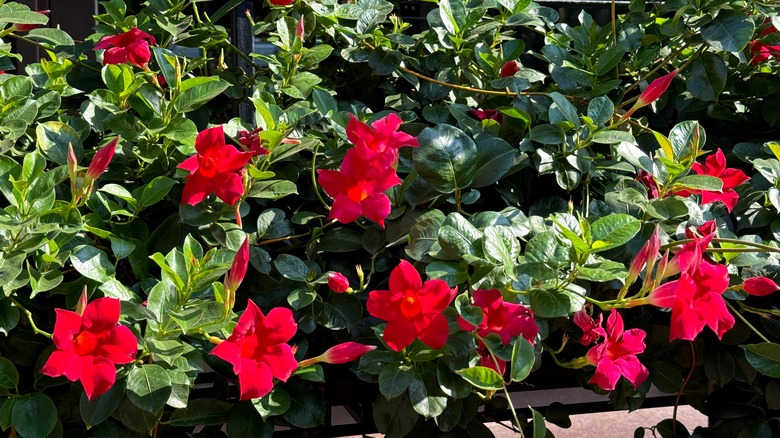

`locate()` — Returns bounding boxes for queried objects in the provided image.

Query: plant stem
[725,300,771,343]
[310,143,331,211]
[660,237,780,254]
[8,297,52,338]
[673,341,695,438]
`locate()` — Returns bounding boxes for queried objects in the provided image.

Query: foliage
[0,0,779,436]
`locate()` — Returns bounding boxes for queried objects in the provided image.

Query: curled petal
[416,313,449,350]
[52,309,82,350]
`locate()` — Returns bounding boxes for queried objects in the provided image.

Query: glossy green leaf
[414,124,477,194]
[742,343,780,377]
[589,214,641,252]
[701,11,755,53]
[11,393,57,438]
[252,387,291,420]
[0,358,18,389]
[281,385,325,428]
[126,364,172,414]
[379,364,415,398]
[36,121,83,166]
[455,366,504,390]
[510,337,535,383]
[80,379,125,427]
[70,245,115,282]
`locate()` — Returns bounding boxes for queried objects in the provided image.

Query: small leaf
[455,366,504,390]
[510,337,535,383]
[742,343,780,377]
[126,364,172,414]
[11,393,57,438]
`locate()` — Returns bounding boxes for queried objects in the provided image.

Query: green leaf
[169,399,233,426]
[152,47,179,89]
[549,92,580,127]
[0,299,20,336]
[590,214,641,252]
[36,121,83,166]
[529,124,565,144]
[742,343,780,377]
[414,124,478,194]
[595,45,627,77]
[101,64,135,96]
[140,176,176,208]
[455,292,483,328]
[11,393,57,438]
[674,175,723,192]
[373,393,419,438]
[126,364,172,414]
[274,254,310,282]
[472,137,518,188]
[252,387,291,420]
[531,407,547,438]
[367,48,402,75]
[701,11,755,53]
[426,261,468,287]
[455,366,504,390]
[227,402,273,438]
[577,259,628,282]
[282,385,325,428]
[80,379,125,427]
[408,372,447,418]
[379,364,415,399]
[174,77,230,113]
[592,130,635,144]
[588,96,615,126]
[247,180,298,199]
[405,209,445,261]
[26,28,74,47]
[668,121,705,160]
[0,357,18,389]
[686,53,727,101]
[70,245,115,282]
[510,337,535,383]
[0,9,49,26]
[287,288,317,309]
[529,289,576,318]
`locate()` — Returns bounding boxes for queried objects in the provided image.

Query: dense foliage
[1,0,780,436]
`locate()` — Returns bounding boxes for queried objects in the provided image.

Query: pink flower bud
[319,342,376,364]
[67,143,79,182]
[75,286,89,316]
[634,69,678,108]
[11,10,49,32]
[296,17,305,41]
[628,226,660,279]
[86,137,119,181]
[743,276,779,297]
[500,60,519,78]
[225,238,250,292]
[328,272,350,293]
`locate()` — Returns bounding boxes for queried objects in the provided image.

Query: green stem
[310,143,331,211]
[725,300,771,343]
[477,334,524,437]
[660,237,780,254]
[8,297,52,338]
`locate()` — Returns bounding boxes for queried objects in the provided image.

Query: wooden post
[231,0,255,124]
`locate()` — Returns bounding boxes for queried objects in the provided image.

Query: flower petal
[210,171,245,206]
[195,126,226,156]
[383,317,417,352]
[260,307,297,344]
[417,279,456,313]
[102,47,128,65]
[52,309,82,350]
[40,349,82,381]
[82,298,120,333]
[261,343,298,382]
[367,289,400,321]
[100,326,138,364]
[416,313,449,350]
[361,193,392,228]
[389,260,422,294]
[328,195,363,224]
[237,358,274,400]
[79,356,117,400]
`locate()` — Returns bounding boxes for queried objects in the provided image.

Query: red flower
[673,149,750,212]
[95,27,156,68]
[636,170,659,199]
[85,137,119,182]
[40,298,137,400]
[500,60,519,78]
[458,289,538,373]
[367,260,457,351]
[11,10,49,32]
[743,276,779,297]
[237,128,269,156]
[210,300,298,400]
[178,126,254,206]
[317,149,401,227]
[268,0,295,5]
[649,260,734,341]
[628,226,660,280]
[748,25,780,64]
[573,309,603,346]
[586,309,649,391]
[346,113,418,161]
[328,272,350,293]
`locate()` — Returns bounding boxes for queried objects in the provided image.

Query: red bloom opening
[179,126,254,206]
[635,69,678,108]
[673,149,750,212]
[85,137,120,182]
[586,309,648,391]
[95,27,157,68]
[367,260,457,351]
[40,298,138,400]
[500,60,519,78]
[573,308,603,346]
[210,300,298,400]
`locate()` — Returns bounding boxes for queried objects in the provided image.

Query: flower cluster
[585,309,649,391]
[318,114,418,227]
[95,27,156,69]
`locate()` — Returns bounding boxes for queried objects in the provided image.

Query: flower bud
[500,60,519,78]
[225,238,250,295]
[296,17,305,41]
[628,226,660,283]
[743,276,779,297]
[318,342,376,364]
[633,69,678,109]
[85,137,119,181]
[75,286,89,316]
[67,142,79,183]
[328,272,350,293]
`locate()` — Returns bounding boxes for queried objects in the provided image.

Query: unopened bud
[328,272,350,293]
[743,276,779,297]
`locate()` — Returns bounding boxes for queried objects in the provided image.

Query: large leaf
[126,364,172,414]
[414,124,478,194]
[281,385,325,428]
[455,366,504,390]
[742,343,780,377]
[701,11,755,53]
[379,364,415,398]
[589,214,641,252]
[36,121,83,166]
[70,245,115,282]
[686,53,727,101]
[373,393,419,438]
[80,380,125,427]
[174,77,230,113]
[11,393,57,438]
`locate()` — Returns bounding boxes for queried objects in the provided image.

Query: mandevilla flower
[40,297,138,400]
[268,0,295,6]
[237,128,269,156]
[748,24,780,64]
[628,226,661,282]
[328,272,351,293]
[743,276,779,297]
[573,308,603,346]
[586,309,649,391]
[95,27,156,68]
[210,300,298,400]
[673,149,750,212]
[346,113,418,161]
[11,10,49,32]
[458,289,538,374]
[367,260,457,351]
[500,60,519,77]
[179,126,254,206]
[469,109,503,123]
[317,149,401,227]
[298,342,376,368]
